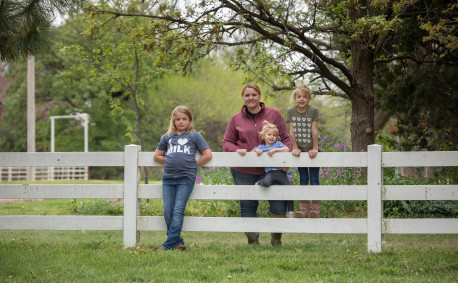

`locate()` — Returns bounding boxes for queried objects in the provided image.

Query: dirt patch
[0,199,43,205]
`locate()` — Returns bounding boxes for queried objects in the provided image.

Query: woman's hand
[308,149,318,159]
[292,148,301,157]
[236,149,247,156]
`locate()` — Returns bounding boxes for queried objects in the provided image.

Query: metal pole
[51,117,55,153]
[80,113,89,153]
[27,56,36,180]
[84,121,88,152]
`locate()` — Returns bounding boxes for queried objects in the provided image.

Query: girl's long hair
[166,105,194,135]
[290,85,311,103]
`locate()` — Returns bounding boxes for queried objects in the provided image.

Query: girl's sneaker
[294,211,308,218]
[287,211,295,218]
[309,209,320,218]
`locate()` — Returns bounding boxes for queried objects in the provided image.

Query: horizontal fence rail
[0,152,124,167]
[0,184,124,199]
[0,145,457,253]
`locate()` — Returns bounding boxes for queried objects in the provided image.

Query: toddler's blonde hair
[259,120,279,141]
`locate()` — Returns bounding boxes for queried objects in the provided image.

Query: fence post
[367,144,383,253]
[124,145,140,248]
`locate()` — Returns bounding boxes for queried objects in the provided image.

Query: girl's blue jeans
[298,167,320,185]
[230,168,287,216]
[161,177,195,250]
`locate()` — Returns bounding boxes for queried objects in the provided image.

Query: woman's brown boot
[245,232,259,245]
[270,213,285,246]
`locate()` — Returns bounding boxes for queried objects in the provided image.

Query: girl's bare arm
[289,122,301,157]
[197,148,213,168]
[309,120,319,159]
[153,149,165,165]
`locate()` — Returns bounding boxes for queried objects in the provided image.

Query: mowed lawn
[1,222,457,281]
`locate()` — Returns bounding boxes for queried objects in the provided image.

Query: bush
[66,199,123,216]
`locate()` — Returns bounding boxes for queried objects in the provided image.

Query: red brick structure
[0,63,15,120]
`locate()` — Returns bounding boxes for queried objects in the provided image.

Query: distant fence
[0,166,88,181]
[0,145,457,253]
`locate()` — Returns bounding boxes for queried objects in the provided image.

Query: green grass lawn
[0,230,457,282]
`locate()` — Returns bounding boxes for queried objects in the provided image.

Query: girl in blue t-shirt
[154,105,212,251]
[253,120,295,219]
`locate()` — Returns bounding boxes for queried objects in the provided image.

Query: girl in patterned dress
[286,86,322,218]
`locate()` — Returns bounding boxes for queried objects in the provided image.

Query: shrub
[66,199,124,216]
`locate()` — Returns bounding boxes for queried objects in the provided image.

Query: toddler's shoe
[286,211,295,218]
[294,211,308,218]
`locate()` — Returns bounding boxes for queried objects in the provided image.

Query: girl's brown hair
[241,83,261,96]
[166,105,195,135]
[290,85,311,103]
[259,120,279,141]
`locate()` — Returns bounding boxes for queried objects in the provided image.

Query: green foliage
[1,14,133,156]
[384,200,458,218]
[374,0,458,151]
[139,199,163,216]
[196,167,234,185]
[375,133,398,152]
[376,62,458,151]
[142,58,246,152]
[0,0,76,61]
[66,199,123,216]
[420,2,458,57]
[59,9,174,148]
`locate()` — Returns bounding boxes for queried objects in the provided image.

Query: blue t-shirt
[252,141,287,173]
[156,131,210,181]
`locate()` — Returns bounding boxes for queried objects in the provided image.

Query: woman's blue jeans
[230,168,287,216]
[161,177,195,250]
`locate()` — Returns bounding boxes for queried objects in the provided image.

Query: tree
[143,57,247,152]
[60,3,186,184]
[86,0,457,152]
[0,14,133,170]
[375,0,458,151]
[0,0,79,62]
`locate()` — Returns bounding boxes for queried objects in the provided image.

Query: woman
[222,83,291,246]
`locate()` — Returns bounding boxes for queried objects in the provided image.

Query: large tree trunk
[350,92,375,152]
[349,42,376,152]
[347,1,377,152]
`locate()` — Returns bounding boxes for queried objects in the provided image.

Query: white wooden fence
[0,166,88,181]
[0,145,457,253]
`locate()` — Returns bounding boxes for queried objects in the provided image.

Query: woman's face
[242,87,261,109]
